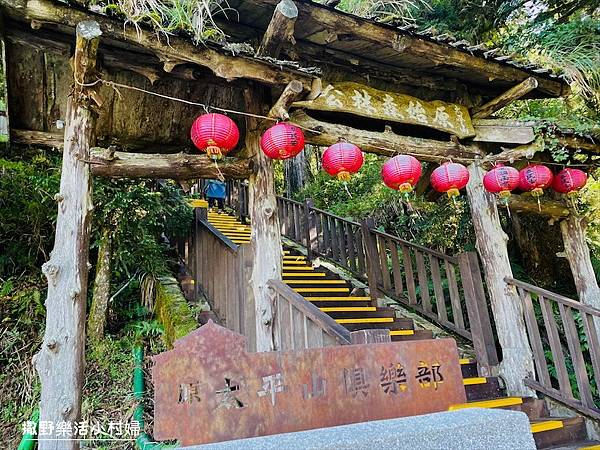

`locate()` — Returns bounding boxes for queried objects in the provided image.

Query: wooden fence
[270,280,352,350]
[506,277,600,419]
[276,195,499,374]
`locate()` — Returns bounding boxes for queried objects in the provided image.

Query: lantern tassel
[214,159,225,182]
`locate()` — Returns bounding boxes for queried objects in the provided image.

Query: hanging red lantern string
[191,113,240,160]
[430,162,470,198]
[518,165,554,197]
[382,155,422,194]
[483,164,519,203]
[551,168,588,196]
[322,142,364,181]
[260,122,305,160]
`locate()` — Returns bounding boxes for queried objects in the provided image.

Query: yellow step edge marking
[459,358,473,365]
[463,377,487,386]
[283,273,326,277]
[221,233,251,237]
[283,260,310,265]
[448,397,523,411]
[335,317,394,324]
[390,330,415,336]
[294,287,350,293]
[319,307,377,312]
[531,420,563,434]
[309,296,371,301]
[283,266,315,270]
[283,256,307,260]
[285,280,346,285]
[580,445,600,450]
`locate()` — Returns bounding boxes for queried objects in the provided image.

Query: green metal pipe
[17,409,39,450]
[133,345,177,449]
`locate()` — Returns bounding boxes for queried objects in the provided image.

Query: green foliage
[296,155,474,254]
[94,179,192,279]
[0,155,60,276]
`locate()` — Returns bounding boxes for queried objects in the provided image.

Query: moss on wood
[155,276,197,349]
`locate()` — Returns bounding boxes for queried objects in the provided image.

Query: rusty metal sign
[152,321,466,446]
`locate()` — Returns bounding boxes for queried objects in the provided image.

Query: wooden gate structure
[2,0,600,446]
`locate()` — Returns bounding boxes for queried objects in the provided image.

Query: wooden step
[324,308,396,319]
[319,306,377,313]
[449,397,523,411]
[294,287,350,294]
[335,317,395,325]
[532,417,586,448]
[283,265,315,270]
[308,300,372,308]
[283,272,327,277]
[283,260,312,265]
[391,329,434,341]
[459,359,479,378]
[295,287,350,295]
[464,376,502,401]
[285,279,348,285]
[343,319,415,331]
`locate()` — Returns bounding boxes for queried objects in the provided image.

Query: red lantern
[322,142,364,181]
[430,162,470,198]
[483,165,519,199]
[190,113,239,159]
[518,165,553,197]
[260,123,305,160]
[552,168,587,195]
[382,155,422,193]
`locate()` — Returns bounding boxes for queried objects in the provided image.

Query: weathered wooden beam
[472,77,539,119]
[289,110,482,163]
[35,20,101,450]
[465,163,534,396]
[506,194,570,218]
[244,0,566,97]
[473,123,535,145]
[293,81,476,139]
[256,0,298,58]
[89,148,254,180]
[558,135,600,154]
[11,128,64,148]
[268,79,303,120]
[484,139,544,165]
[1,0,316,88]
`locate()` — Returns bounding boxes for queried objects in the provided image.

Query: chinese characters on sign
[152,321,465,446]
[22,420,140,440]
[293,82,476,139]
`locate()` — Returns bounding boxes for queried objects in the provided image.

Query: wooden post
[244,88,282,352]
[34,21,101,450]
[560,216,600,331]
[465,162,534,396]
[457,252,499,377]
[305,198,318,261]
[243,81,303,351]
[256,0,298,58]
[361,217,383,306]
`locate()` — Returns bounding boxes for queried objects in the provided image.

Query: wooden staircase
[207,210,595,449]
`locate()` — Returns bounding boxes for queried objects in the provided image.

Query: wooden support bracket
[472,77,538,119]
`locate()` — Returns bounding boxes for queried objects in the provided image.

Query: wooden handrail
[197,217,240,253]
[268,279,352,345]
[371,229,459,263]
[308,205,361,226]
[505,277,600,317]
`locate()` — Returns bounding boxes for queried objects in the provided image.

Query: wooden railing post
[305,198,318,261]
[458,251,499,377]
[361,217,383,305]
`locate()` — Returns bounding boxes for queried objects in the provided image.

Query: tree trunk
[466,163,534,396]
[244,87,283,352]
[561,216,600,311]
[34,21,101,450]
[87,228,111,340]
[284,151,306,197]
